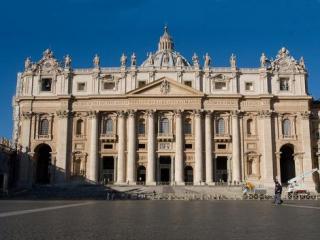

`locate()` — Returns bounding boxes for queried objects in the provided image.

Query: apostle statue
[93,54,100,68]
[24,57,32,71]
[131,53,137,66]
[299,57,305,70]
[260,53,267,68]
[192,53,199,67]
[120,53,127,67]
[64,55,72,69]
[204,53,211,68]
[176,53,183,67]
[148,52,154,65]
[230,53,237,68]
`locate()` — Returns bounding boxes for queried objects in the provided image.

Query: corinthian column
[56,110,70,182]
[127,110,136,184]
[146,110,156,185]
[116,111,126,184]
[232,110,241,183]
[88,111,98,183]
[259,110,274,186]
[205,111,213,184]
[175,110,184,185]
[19,111,33,187]
[299,111,314,189]
[194,110,203,185]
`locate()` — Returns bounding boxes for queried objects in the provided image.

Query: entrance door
[184,166,193,184]
[280,144,295,184]
[34,144,52,184]
[102,156,114,184]
[216,156,228,182]
[137,166,146,184]
[159,156,171,184]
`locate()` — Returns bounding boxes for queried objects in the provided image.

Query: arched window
[283,119,291,137]
[138,119,145,135]
[216,118,225,135]
[159,118,169,134]
[103,118,113,134]
[247,119,253,135]
[39,119,49,135]
[184,118,192,134]
[76,119,83,135]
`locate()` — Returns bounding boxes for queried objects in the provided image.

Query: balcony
[214,134,231,142]
[100,133,117,142]
[157,133,174,142]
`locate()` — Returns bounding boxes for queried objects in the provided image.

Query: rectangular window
[215,82,226,90]
[185,144,193,149]
[217,144,226,149]
[138,143,146,149]
[245,82,253,91]
[138,81,146,88]
[104,144,113,149]
[77,82,86,91]
[184,81,192,87]
[103,82,115,90]
[280,78,289,91]
[41,78,52,91]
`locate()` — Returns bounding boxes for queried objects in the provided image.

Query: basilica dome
[141,26,191,68]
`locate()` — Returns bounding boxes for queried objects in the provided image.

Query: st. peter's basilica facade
[13,27,320,190]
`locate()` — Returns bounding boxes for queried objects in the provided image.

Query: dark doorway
[102,156,114,184]
[184,166,193,184]
[216,156,228,182]
[159,156,171,184]
[280,144,295,184]
[34,144,52,184]
[137,166,146,184]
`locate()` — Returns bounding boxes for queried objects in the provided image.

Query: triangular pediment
[127,77,204,97]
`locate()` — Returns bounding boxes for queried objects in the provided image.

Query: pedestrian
[274,180,283,205]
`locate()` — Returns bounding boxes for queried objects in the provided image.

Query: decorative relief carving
[174,109,183,118]
[193,109,203,118]
[128,109,136,117]
[160,80,170,94]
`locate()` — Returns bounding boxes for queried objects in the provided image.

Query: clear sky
[1,0,320,139]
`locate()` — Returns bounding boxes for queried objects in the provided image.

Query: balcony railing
[100,133,117,141]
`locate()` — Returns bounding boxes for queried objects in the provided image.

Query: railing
[100,133,117,141]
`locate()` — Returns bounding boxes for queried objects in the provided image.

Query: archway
[137,166,146,184]
[184,166,193,184]
[280,144,295,184]
[34,144,52,184]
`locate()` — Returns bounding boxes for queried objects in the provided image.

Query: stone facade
[13,27,320,190]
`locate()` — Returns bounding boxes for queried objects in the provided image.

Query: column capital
[56,110,71,119]
[300,111,311,120]
[117,110,127,118]
[21,111,33,119]
[193,109,203,118]
[146,109,156,118]
[258,110,273,118]
[174,109,184,117]
[87,110,98,119]
[127,109,136,117]
[205,110,212,118]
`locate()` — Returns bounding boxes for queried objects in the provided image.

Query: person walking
[274,180,283,204]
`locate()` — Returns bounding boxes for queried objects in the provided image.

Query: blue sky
[1,0,320,139]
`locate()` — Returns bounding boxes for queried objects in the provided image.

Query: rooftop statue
[230,53,237,68]
[64,55,72,69]
[120,53,127,67]
[93,54,100,68]
[204,53,211,68]
[131,53,137,66]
